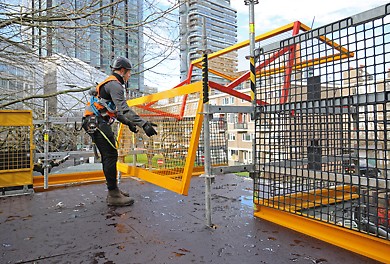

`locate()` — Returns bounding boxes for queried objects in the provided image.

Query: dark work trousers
[85,119,118,190]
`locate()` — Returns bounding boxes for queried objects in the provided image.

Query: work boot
[107,188,134,206]
[120,190,130,197]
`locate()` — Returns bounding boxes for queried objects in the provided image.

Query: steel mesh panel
[0,126,31,170]
[254,13,390,240]
[197,117,228,166]
[119,116,196,178]
[117,89,228,187]
[118,117,228,175]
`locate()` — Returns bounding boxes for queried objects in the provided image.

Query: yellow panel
[126,81,202,107]
[115,80,212,196]
[254,206,390,264]
[117,163,183,194]
[0,110,33,188]
[0,170,33,187]
[33,171,105,189]
[0,110,32,126]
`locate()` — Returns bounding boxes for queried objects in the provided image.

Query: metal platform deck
[0,174,378,264]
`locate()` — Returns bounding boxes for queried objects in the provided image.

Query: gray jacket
[100,76,146,128]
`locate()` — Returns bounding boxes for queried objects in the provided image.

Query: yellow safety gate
[117,82,229,195]
[0,110,34,190]
[252,4,390,263]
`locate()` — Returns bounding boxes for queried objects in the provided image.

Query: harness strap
[89,97,101,116]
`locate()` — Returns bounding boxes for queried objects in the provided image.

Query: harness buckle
[83,116,99,134]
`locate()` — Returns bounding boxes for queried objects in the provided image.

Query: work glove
[143,121,157,137]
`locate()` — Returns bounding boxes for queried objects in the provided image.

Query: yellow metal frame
[192,19,387,263]
[257,185,360,211]
[254,205,390,263]
[33,170,105,189]
[191,22,353,81]
[116,82,204,195]
[0,110,34,187]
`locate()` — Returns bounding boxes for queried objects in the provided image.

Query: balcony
[234,122,248,132]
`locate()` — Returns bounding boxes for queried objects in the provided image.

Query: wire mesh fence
[253,6,390,241]
[0,110,33,189]
[117,83,228,194]
[0,126,31,171]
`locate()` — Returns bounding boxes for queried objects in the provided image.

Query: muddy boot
[107,188,134,206]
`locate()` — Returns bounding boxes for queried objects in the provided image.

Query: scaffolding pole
[245,0,259,180]
[245,0,258,109]
[43,99,50,189]
[200,16,214,228]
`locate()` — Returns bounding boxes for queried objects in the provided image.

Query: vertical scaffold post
[244,0,259,116]
[245,0,259,179]
[43,99,49,189]
[200,16,214,228]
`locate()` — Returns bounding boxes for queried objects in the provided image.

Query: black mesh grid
[197,117,228,166]
[118,114,228,177]
[253,11,390,240]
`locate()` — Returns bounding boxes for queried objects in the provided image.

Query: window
[242,113,248,122]
[227,114,235,123]
[230,149,238,156]
[265,89,281,100]
[228,133,236,141]
[242,133,251,141]
[228,150,236,160]
[222,97,234,105]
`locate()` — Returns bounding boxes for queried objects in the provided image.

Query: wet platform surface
[0,174,378,264]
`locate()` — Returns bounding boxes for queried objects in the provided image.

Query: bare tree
[0,0,181,111]
[0,0,181,153]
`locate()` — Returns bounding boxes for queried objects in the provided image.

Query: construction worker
[83,56,157,206]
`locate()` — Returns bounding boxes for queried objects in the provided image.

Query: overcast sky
[148,0,389,90]
[232,0,388,42]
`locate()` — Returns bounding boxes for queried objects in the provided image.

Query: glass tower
[179,0,237,84]
[29,0,144,93]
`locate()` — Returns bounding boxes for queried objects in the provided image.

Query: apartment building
[207,83,254,166]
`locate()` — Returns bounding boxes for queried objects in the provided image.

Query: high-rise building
[27,0,144,93]
[179,0,237,84]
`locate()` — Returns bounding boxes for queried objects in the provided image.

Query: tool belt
[82,115,99,135]
[82,115,115,135]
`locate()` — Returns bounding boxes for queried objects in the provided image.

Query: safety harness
[83,75,121,150]
[84,75,120,119]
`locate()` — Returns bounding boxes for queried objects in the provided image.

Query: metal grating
[118,114,228,176]
[0,126,31,171]
[253,6,390,241]
[116,83,228,195]
[197,117,228,166]
[0,110,33,192]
